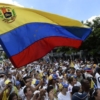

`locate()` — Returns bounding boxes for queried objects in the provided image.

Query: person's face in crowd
[76,70,81,77]
[53,79,56,84]
[8,72,12,78]
[73,78,77,85]
[63,87,68,93]
[81,69,85,73]
[30,71,34,77]
[40,89,46,96]
[25,87,33,97]
[7,82,13,89]
[95,89,100,100]
[71,69,75,74]
[12,95,18,100]
[37,75,40,80]
[79,86,82,93]
[26,78,32,85]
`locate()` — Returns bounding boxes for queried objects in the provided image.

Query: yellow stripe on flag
[0,3,89,35]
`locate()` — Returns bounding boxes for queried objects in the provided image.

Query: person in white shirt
[7,71,16,85]
[47,85,57,100]
[73,76,81,87]
[58,82,71,100]
[68,77,76,93]
[74,61,80,70]
[0,73,6,92]
[24,86,34,100]
[15,81,25,100]
[84,68,93,79]
[95,68,100,89]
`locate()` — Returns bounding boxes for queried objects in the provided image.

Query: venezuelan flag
[0,3,91,68]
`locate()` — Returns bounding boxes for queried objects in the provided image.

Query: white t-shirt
[0,78,5,92]
[74,64,80,70]
[36,65,40,71]
[58,92,71,100]
[56,71,59,76]
[74,81,81,87]
[68,84,73,93]
[24,97,33,100]
[19,84,35,100]
[84,72,93,79]
[60,66,66,72]
[8,76,16,85]
[18,88,25,100]
[95,73,100,88]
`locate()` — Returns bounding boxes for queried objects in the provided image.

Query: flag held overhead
[0,3,91,68]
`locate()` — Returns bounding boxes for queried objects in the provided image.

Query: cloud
[84,15,100,23]
[88,16,100,22]
[0,0,23,7]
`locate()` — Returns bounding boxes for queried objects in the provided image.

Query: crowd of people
[0,58,100,100]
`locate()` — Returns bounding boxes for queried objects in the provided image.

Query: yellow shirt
[2,86,18,100]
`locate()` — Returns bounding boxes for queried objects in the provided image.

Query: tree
[80,17,100,56]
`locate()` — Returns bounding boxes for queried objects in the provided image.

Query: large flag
[0,3,91,68]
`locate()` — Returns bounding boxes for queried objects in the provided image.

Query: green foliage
[3,52,8,59]
[56,47,69,53]
[80,17,100,56]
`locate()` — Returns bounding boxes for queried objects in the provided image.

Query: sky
[0,0,100,21]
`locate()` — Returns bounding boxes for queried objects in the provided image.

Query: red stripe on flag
[10,36,82,68]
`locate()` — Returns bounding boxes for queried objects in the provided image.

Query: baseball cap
[59,82,69,89]
[48,74,58,80]
[36,80,40,85]
[5,79,11,85]
[52,74,58,79]
[16,81,21,86]
[32,79,40,85]
[62,82,69,88]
